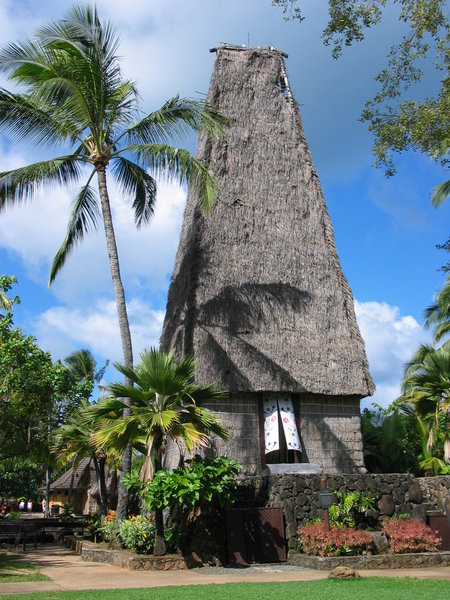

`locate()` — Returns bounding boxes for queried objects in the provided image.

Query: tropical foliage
[84,348,229,554]
[424,275,450,343]
[361,405,422,473]
[397,343,450,470]
[328,490,375,529]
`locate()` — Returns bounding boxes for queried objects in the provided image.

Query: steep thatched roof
[161,45,374,397]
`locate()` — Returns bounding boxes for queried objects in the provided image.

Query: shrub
[297,522,374,557]
[142,456,241,514]
[118,515,155,554]
[98,509,116,542]
[382,516,442,553]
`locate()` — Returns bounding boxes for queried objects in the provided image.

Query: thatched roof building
[161,45,374,474]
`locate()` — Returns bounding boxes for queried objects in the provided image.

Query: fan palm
[85,347,228,555]
[0,5,227,520]
[398,343,450,465]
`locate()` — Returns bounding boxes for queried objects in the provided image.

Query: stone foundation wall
[234,474,450,551]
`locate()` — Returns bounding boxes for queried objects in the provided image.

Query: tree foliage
[273,1,449,177]
[0,276,92,462]
[361,404,422,473]
[0,458,43,501]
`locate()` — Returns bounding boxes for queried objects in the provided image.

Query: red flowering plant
[98,510,117,542]
[382,516,442,554]
[297,522,374,557]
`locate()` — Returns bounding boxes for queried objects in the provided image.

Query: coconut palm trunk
[96,165,133,521]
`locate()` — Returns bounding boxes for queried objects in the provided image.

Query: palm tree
[62,348,108,504]
[85,348,228,555]
[0,5,227,520]
[398,343,450,466]
[424,276,450,343]
[65,348,108,385]
[53,399,118,516]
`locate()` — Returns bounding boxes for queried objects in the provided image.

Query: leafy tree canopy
[0,276,93,461]
[0,459,43,501]
[273,1,449,177]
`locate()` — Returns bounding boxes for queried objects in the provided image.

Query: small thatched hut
[161,45,374,475]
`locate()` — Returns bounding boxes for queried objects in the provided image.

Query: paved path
[1,545,450,595]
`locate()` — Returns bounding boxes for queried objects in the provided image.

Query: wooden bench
[0,522,38,551]
[38,519,87,541]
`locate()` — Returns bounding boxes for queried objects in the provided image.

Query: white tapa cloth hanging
[263,396,301,454]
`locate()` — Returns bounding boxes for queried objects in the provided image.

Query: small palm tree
[53,399,118,516]
[65,349,109,385]
[0,5,227,520]
[398,343,450,466]
[85,348,228,555]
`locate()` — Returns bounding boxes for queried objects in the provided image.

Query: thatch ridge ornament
[161,45,374,474]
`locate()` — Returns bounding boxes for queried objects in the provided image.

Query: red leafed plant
[297,522,374,557]
[382,516,442,554]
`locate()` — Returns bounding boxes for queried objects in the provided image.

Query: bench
[0,522,38,551]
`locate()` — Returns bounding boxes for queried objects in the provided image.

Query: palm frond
[431,179,450,208]
[126,144,218,213]
[0,89,81,147]
[49,177,100,284]
[0,157,83,208]
[124,96,228,146]
[111,157,156,227]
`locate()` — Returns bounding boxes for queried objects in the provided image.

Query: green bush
[118,515,155,554]
[142,456,241,514]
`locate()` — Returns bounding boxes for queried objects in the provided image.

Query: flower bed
[382,516,442,553]
[297,523,374,557]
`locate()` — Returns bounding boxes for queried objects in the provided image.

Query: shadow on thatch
[201,324,306,392]
[199,283,310,333]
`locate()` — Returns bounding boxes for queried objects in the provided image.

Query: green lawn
[0,551,49,583]
[2,578,450,600]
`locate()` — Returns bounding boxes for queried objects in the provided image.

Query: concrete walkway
[1,545,450,595]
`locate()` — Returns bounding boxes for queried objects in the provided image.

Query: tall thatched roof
[161,45,374,398]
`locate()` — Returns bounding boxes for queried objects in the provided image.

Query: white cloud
[0,164,186,305]
[355,300,432,409]
[35,297,165,363]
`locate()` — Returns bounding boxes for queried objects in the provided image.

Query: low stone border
[65,538,199,570]
[66,537,450,572]
[289,550,450,571]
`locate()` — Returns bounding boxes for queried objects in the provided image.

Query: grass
[1,578,450,600]
[0,551,49,583]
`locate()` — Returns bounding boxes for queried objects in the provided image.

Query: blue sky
[0,0,448,408]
